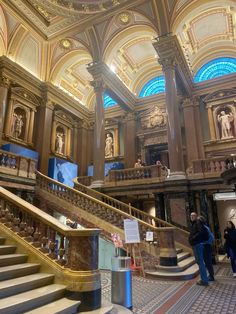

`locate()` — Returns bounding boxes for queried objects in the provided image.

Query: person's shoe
[233,273,236,277]
[208,276,215,281]
[196,280,209,286]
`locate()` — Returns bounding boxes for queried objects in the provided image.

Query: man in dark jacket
[189,212,209,286]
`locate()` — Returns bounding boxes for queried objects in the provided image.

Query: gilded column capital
[158,57,177,71]
[124,111,136,122]
[182,97,193,108]
[90,79,105,93]
[77,119,90,129]
[43,100,55,110]
[0,75,10,88]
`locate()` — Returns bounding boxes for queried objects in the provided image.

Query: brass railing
[0,149,37,179]
[37,172,190,251]
[0,186,101,307]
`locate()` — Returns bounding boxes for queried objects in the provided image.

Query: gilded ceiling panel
[187,9,233,50]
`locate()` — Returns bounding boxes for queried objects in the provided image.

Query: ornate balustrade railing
[76,175,92,187]
[37,172,190,252]
[0,149,37,179]
[188,155,236,178]
[108,164,168,182]
[0,186,101,310]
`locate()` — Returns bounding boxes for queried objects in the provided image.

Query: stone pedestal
[159,228,177,266]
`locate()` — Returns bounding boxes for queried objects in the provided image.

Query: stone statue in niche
[217,110,234,139]
[12,112,24,138]
[105,133,113,158]
[55,132,64,154]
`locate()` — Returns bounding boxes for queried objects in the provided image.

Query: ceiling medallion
[30,0,127,15]
[118,12,131,24]
[60,39,72,49]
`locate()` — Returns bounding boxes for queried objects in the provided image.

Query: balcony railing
[188,155,236,178]
[0,149,37,179]
[108,165,168,183]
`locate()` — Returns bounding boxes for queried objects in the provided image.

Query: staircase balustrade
[0,149,37,179]
[37,172,190,254]
[0,186,101,308]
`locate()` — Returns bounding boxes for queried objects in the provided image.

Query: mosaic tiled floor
[101,263,236,314]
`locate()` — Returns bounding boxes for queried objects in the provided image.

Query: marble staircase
[146,247,199,280]
[0,236,81,314]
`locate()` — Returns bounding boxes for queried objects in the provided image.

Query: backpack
[204,225,214,245]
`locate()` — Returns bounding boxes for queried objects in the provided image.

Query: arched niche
[4,87,39,146]
[51,110,74,159]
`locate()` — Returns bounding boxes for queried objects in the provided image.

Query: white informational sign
[146,231,154,242]
[124,219,140,244]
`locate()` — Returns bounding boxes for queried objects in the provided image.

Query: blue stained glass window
[194,57,236,83]
[104,92,117,108]
[139,76,165,98]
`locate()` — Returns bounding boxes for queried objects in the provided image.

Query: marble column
[77,121,90,176]
[161,60,185,177]
[207,105,216,140]
[182,98,201,166]
[90,79,105,187]
[154,37,185,179]
[36,101,54,174]
[193,96,205,159]
[124,112,136,168]
[0,75,10,145]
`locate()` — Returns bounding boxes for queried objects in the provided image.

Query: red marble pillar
[90,79,105,187]
[124,112,136,168]
[36,101,54,174]
[77,121,90,176]
[0,75,10,145]
[153,36,185,178]
[161,62,185,176]
[183,98,201,166]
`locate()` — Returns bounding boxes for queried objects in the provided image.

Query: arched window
[139,76,165,98]
[104,92,117,108]
[194,57,236,83]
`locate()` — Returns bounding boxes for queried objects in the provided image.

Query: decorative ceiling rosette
[29,0,127,16]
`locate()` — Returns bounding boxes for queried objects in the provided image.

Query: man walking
[189,212,209,286]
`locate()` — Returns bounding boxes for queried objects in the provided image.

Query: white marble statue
[55,133,64,154]
[13,113,24,138]
[105,133,113,158]
[217,110,234,139]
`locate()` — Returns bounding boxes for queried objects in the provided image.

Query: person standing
[198,216,215,281]
[189,212,209,286]
[224,221,236,276]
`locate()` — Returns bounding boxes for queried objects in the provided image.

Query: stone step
[177,251,191,262]
[0,284,66,314]
[25,298,81,314]
[0,254,28,266]
[0,238,5,245]
[0,273,55,298]
[176,248,183,254]
[146,263,199,280]
[0,245,17,255]
[0,263,40,281]
[156,256,196,273]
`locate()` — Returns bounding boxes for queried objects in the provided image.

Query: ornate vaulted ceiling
[0,0,236,110]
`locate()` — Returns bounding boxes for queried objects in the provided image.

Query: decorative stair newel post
[65,229,101,312]
[159,227,177,266]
